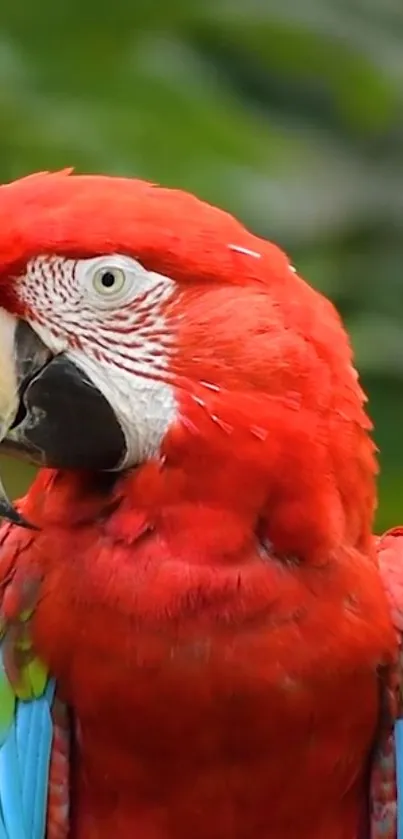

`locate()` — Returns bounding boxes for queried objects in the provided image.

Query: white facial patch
[68,350,176,467]
[18,254,177,467]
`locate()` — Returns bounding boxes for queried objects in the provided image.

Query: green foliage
[0,0,402,529]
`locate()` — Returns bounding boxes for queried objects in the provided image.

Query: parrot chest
[32,538,395,839]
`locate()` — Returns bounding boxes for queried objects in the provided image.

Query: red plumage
[0,171,398,838]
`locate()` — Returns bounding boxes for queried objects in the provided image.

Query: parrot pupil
[101,271,116,288]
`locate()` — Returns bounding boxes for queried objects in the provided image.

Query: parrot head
[0,170,375,558]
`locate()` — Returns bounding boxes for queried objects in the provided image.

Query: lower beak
[0,315,126,527]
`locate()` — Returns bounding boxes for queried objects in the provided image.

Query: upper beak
[0,312,51,528]
[0,314,127,528]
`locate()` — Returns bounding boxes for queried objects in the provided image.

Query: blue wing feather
[0,645,55,839]
[0,716,27,839]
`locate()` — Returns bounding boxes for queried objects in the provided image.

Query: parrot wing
[0,520,69,839]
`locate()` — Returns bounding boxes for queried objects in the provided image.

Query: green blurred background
[0,0,402,530]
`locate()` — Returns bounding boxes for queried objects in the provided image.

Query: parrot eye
[78,253,173,312]
[83,255,145,308]
[92,266,126,297]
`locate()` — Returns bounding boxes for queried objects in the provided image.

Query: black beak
[0,320,126,527]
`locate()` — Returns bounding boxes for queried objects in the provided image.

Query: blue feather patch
[0,646,55,839]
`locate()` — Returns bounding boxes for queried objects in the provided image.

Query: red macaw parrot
[0,170,400,839]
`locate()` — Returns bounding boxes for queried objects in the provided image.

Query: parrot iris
[0,170,399,838]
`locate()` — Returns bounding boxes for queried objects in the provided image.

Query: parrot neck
[157,384,375,562]
[23,360,376,568]
[26,440,369,570]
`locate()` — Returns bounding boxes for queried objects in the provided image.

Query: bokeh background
[0,0,402,530]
